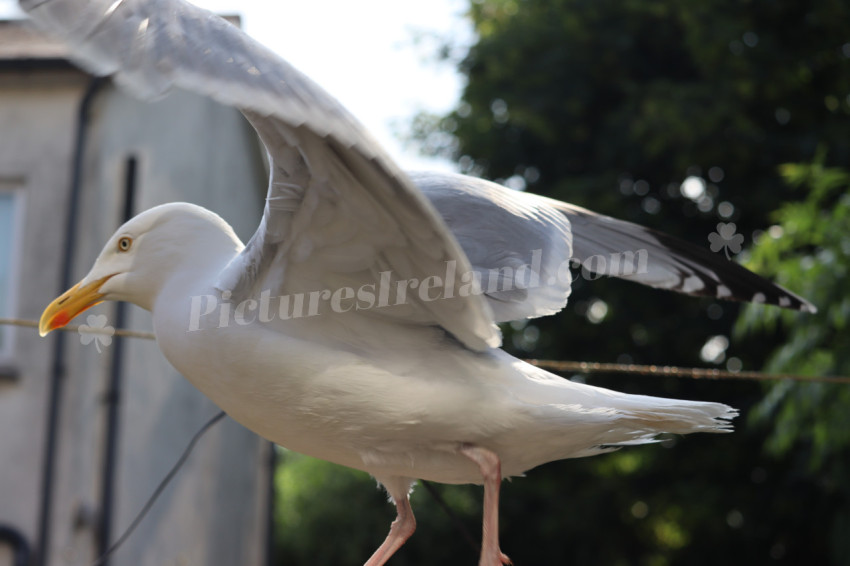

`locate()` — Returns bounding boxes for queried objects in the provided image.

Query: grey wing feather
[22,0,502,350]
[412,172,574,322]
[416,172,816,315]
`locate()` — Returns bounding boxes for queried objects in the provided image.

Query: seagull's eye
[117,237,133,252]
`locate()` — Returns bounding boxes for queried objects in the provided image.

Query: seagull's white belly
[156,319,529,483]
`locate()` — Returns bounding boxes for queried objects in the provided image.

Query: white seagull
[29,0,815,564]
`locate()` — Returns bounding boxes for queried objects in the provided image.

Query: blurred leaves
[737,157,850,481]
[274,0,850,564]
[275,450,485,566]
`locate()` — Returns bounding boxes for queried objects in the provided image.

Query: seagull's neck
[136,219,243,314]
[154,244,240,310]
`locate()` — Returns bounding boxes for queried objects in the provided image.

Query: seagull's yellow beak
[39,274,115,337]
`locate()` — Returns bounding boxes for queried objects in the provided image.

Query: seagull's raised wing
[21,0,501,351]
[417,173,816,313]
[410,172,574,323]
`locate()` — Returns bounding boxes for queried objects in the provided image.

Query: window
[0,187,21,359]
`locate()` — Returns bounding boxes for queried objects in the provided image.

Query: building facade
[0,18,271,566]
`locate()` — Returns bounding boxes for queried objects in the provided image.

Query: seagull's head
[39,202,242,336]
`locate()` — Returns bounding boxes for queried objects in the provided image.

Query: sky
[0,0,473,171]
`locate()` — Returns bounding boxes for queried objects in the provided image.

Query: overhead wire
[3,317,846,384]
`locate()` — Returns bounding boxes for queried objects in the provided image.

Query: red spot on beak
[53,311,71,328]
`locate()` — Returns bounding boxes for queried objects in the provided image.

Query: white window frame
[0,182,24,365]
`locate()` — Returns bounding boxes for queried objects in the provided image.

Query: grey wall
[0,60,271,566]
[0,66,89,566]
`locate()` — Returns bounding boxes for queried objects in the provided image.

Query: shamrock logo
[78,314,115,353]
[708,222,745,259]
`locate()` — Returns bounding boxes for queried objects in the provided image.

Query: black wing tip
[626,221,818,314]
[687,280,817,313]
[549,200,818,314]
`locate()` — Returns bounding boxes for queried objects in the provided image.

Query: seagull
[28,0,815,564]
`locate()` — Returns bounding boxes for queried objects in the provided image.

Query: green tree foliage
[275,450,487,566]
[274,1,849,564]
[413,0,850,381]
[736,157,850,563]
[426,0,850,208]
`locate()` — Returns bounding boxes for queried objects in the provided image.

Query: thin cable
[1,318,156,340]
[90,411,226,566]
[420,481,481,557]
[4,318,847,383]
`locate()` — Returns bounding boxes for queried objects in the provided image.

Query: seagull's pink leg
[364,482,417,566]
[460,445,512,566]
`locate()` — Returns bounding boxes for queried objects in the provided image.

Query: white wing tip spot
[683,275,704,293]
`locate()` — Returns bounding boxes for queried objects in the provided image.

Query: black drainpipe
[96,155,137,563]
[36,75,106,566]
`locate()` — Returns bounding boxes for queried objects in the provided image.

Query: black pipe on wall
[35,76,106,566]
[96,155,138,564]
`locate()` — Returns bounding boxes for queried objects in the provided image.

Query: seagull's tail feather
[619,400,738,435]
[590,390,738,442]
[560,398,738,460]
[501,358,740,468]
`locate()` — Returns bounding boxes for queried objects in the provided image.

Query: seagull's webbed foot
[365,477,417,566]
[460,444,513,566]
